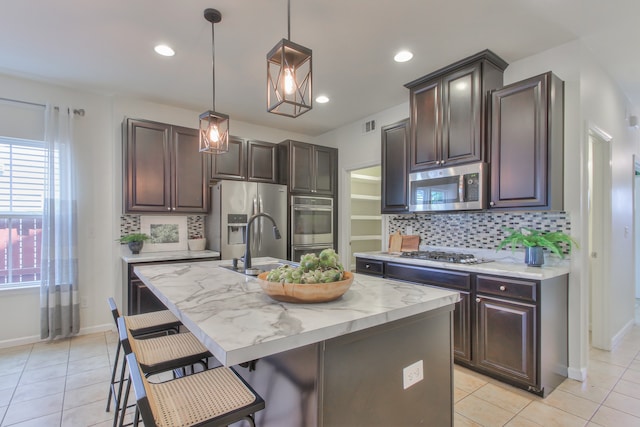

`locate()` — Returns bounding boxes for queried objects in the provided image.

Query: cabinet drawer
[355,258,384,276]
[476,275,537,303]
[386,262,471,291]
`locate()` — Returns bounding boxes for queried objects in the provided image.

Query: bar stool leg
[106,339,122,412]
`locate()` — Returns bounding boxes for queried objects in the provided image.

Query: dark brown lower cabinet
[475,295,536,388]
[355,256,567,396]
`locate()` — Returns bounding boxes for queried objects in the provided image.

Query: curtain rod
[0,97,85,117]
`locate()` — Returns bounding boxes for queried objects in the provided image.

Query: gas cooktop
[399,250,494,264]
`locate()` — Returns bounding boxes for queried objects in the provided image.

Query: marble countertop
[133,257,460,366]
[121,249,220,264]
[354,251,570,280]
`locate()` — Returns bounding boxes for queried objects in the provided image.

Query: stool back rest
[125,352,158,427]
[107,297,120,326]
[116,316,134,357]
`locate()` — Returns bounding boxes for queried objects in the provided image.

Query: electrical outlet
[403,360,424,389]
[406,226,413,235]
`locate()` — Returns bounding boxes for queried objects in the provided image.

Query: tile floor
[0,303,638,427]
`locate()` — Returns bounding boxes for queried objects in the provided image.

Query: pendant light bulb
[208,123,221,143]
[284,68,296,94]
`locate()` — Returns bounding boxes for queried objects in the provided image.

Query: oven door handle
[292,206,333,212]
[293,244,333,250]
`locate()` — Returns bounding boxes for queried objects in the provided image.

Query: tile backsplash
[387,211,571,252]
[120,215,205,239]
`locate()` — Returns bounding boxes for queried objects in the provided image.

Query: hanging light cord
[287,0,291,41]
[210,18,216,112]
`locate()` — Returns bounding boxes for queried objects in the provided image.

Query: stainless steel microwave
[408,163,487,212]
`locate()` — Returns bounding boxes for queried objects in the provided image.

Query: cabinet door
[453,291,472,363]
[381,119,409,213]
[290,141,314,193]
[441,63,482,166]
[247,140,277,183]
[172,126,209,213]
[490,73,550,209]
[210,136,246,180]
[124,119,172,212]
[475,295,536,388]
[409,80,440,171]
[313,145,337,195]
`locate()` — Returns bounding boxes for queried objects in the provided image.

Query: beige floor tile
[454,368,488,394]
[18,362,67,385]
[60,399,113,427]
[24,351,69,370]
[64,365,111,391]
[628,359,640,372]
[621,368,640,384]
[542,389,599,420]
[31,339,70,353]
[0,405,6,421]
[454,412,483,427]
[0,345,32,357]
[454,387,469,403]
[66,353,110,374]
[583,370,622,391]
[556,377,611,404]
[587,359,627,378]
[518,401,588,427]
[68,344,108,362]
[590,405,640,427]
[11,376,66,404]
[0,386,14,407]
[504,415,544,426]
[5,412,62,427]
[472,383,532,414]
[612,378,640,398]
[1,392,63,425]
[455,395,515,426]
[589,347,636,368]
[62,381,109,410]
[0,358,26,377]
[602,391,640,417]
[0,372,21,391]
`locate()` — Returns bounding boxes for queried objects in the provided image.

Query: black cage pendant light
[199,8,229,154]
[267,0,312,118]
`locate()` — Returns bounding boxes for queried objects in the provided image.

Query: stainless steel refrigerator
[206,180,287,260]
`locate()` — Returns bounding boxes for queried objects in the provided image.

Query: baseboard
[0,323,114,349]
[568,366,587,381]
[611,318,635,349]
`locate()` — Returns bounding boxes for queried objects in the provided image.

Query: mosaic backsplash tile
[387,211,571,253]
[120,215,205,239]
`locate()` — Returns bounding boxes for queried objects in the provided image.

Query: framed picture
[140,216,188,252]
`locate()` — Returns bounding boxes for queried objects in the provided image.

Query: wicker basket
[257,271,353,303]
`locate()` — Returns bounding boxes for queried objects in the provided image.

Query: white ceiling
[1,0,639,136]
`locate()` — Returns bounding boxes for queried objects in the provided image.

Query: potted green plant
[118,233,150,255]
[496,227,578,267]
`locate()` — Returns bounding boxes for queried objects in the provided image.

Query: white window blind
[0,136,47,286]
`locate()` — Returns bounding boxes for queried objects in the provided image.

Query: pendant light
[199,8,229,154]
[267,0,312,118]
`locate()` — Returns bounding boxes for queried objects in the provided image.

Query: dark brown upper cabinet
[210,138,278,183]
[489,72,564,210]
[123,118,209,214]
[381,118,410,213]
[279,140,337,196]
[405,50,508,172]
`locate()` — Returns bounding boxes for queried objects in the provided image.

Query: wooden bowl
[257,271,354,303]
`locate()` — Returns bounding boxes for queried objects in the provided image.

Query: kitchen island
[134,257,460,427]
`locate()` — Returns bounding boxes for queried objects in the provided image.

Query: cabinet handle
[365,264,370,269]
[499,285,506,291]
[166,207,171,211]
[441,160,446,165]
[476,297,481,303]
[489,201,495,207]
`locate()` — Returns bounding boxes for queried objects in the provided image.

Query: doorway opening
[347,165,382,271]
[588,126,613,350]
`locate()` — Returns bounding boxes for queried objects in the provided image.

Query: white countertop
[121,249,220,264]
[133,257,460,366]
[354,251,570,280]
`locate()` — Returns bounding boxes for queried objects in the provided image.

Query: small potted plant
[188,233,206,251]
[496,227,578,267]
[118,233,150,255]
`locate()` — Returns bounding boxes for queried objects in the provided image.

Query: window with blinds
[0,136,47,286]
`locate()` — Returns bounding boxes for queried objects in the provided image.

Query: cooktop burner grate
[399,250,494,264]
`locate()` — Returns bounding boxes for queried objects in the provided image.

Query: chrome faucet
[243,212,281,274]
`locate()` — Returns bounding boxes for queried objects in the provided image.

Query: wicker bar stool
[115,316,213,427]
[126,351,265,427]
[106,297,182,414]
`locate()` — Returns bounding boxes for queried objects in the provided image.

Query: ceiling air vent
[362,119,376,134]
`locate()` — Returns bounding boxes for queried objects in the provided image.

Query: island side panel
[320,305,454,427]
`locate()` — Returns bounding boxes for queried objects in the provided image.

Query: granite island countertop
[121,249,220,264]
[133,257,460,366]
[354,251,570,280]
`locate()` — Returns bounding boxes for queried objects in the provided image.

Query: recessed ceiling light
[394,50,413,63]
[316,95,330,103]
[154,44,175,57]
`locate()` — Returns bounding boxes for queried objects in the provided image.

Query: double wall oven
[290,195,334,262]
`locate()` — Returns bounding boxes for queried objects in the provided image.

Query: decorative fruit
[266,249,345,284]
